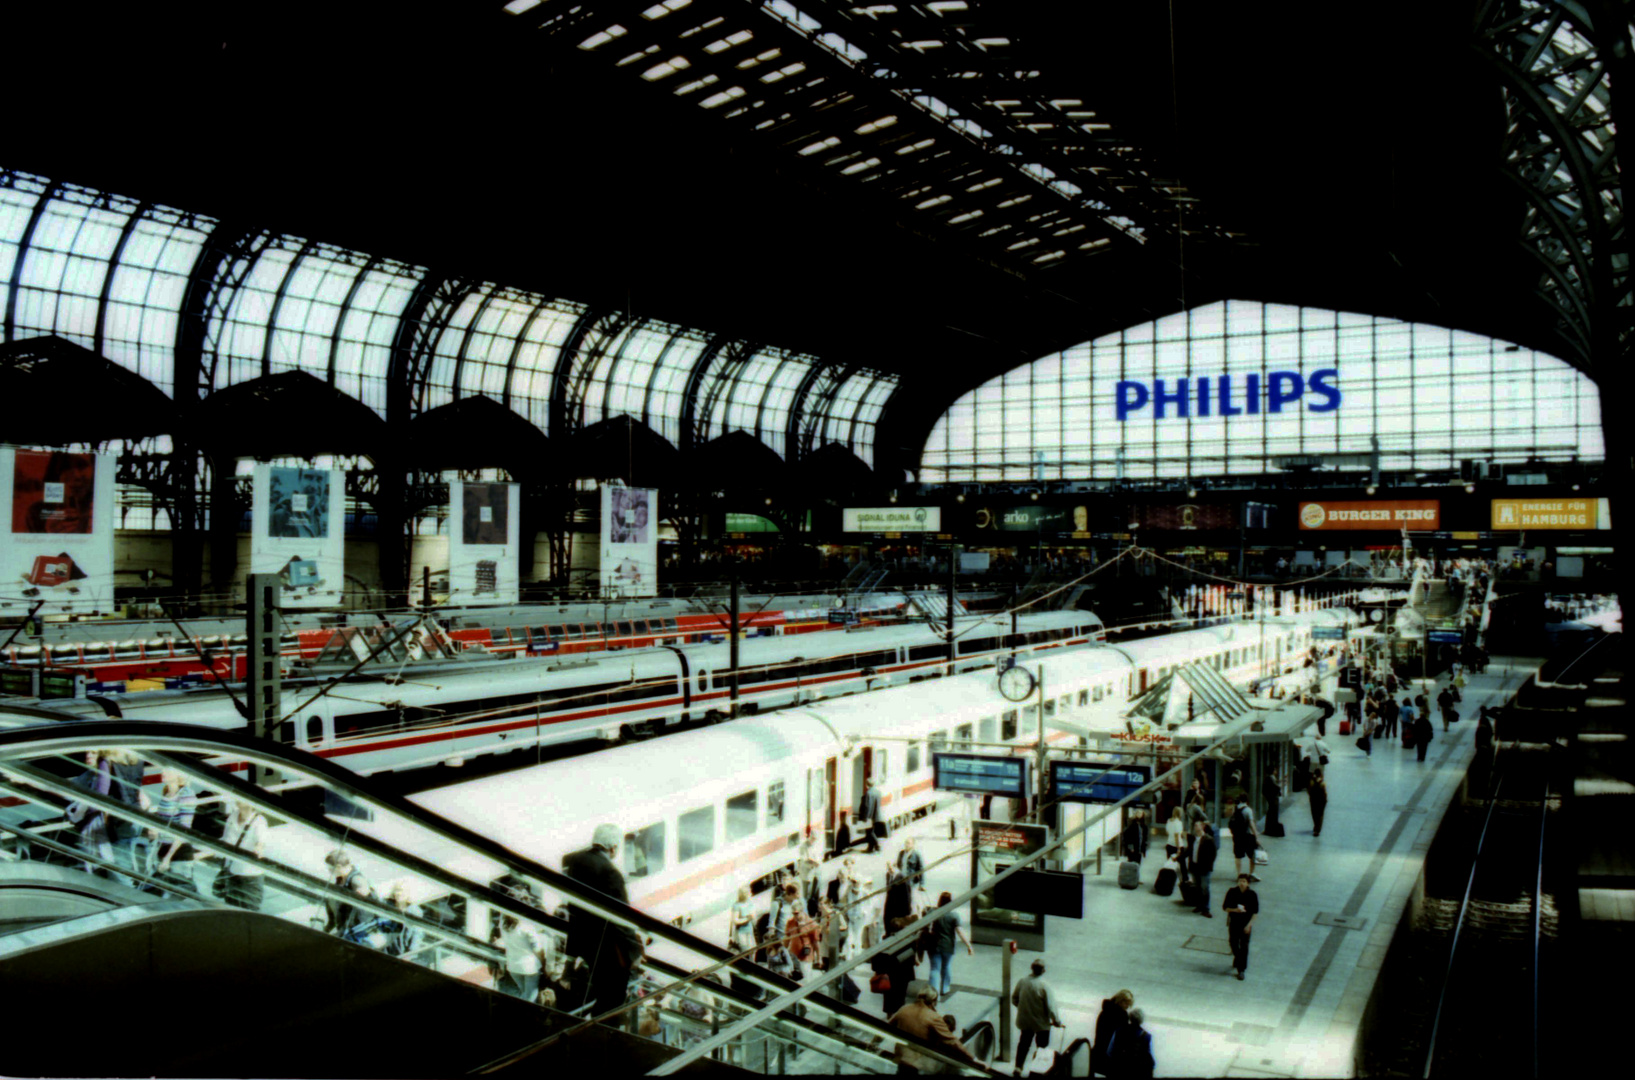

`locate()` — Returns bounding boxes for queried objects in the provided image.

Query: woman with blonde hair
[728,884,756,955]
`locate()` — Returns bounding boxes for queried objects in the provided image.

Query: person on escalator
[563,823,645,1016]
[323,850,368,936]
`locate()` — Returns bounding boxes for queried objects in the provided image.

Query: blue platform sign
[1049,761,1153,804]
[1311,625,1346,640]
[934,753,1030,799]
[1427,629,1464,644]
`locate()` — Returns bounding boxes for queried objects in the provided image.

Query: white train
[9,612,1104,775]
[366,609,1351,928]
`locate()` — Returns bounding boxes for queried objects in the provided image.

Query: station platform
[687,657,1539,1077]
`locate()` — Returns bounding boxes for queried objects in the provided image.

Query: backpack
[753,912,771,960]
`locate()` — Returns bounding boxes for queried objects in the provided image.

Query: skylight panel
[642,0,693,19]
[908,40,945,50]
[504,0,543,14]
[927,1,968,11]
[978,223,1011,237]
[817,32,867,62]
[705,29,754,53]
[974,37,1010,47]
[678,15,725,37]
[997,194,1032,208]
[642,56,692,80]
[761,62,807,83]
[840,157,882,175]
[738,48,782,69]
[912,94,952,118]
[966,177,1001,192]
[768,1,822,33]
[1052,223,1086,237]
[700,86,748,108]
[951,118,992,138]
[674,73,720,95]
[1049,98,1081,107]
[1032,250,1066,263]
[895,138,935,154]
[579,25,629,50]
[916,194,952,209]
[948,209,983,224]
[854,115,897,134]
[617,45,660,66]
[853,4,898,14]
[798,135,842,155]
[1006,237,1039,250]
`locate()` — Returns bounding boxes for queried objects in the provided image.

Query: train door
[852,751,869,815]
[1139,668,1149,694]
[807,764,830,850]
[300,704,335,750]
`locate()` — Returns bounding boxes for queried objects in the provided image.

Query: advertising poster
[1297,499,1440,531]
[842,506,941,533]
[1490,498,1599,530]
[600,486,659,596]
[1126,503,1237,531]
[969,819,1049,948]
[251,465,346,608]
[0,447,116,614]
[449,481,520,605]
[971,505,1088,535]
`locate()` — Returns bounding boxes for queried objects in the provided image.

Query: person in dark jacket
[1307,768,1329,836]
[1188,819,1217,916]
[858,780,884,854]
[1108,1007,1155,1079]
[832,810,854,859]
[1412,711,1435,762]
[563,823,644,1015]
[1092,989,1133,1076]
[874,936,919,1020]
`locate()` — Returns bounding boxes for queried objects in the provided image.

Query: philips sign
[1114,369,1341,421]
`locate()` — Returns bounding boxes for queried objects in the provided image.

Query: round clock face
[998,664,1036,701]
[1369,609,1384,623]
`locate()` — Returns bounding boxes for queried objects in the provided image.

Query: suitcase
[840,973,862,1005]
[1338,719,1353,736]
[1403,727,1415,749]
[1119,859,1140,890]
[1154,862,1178,896]
[1179,880,1200,907]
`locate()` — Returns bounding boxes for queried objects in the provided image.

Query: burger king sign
[1296,500,1440,531]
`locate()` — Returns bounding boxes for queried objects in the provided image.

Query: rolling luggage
[1118,859,1140,890]
[840,973,862,1004]
[1154,860,1178,897]
[1403,726,1415,749]
[1179,880,1200,907]
[1338,719,1353,736]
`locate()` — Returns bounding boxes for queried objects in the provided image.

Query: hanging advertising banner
[601,486,658,597]
[1297,499,1440,531]
[971,505,1089,535]
[1490,498,1600,530]
[969,819,1049,949]
[250,465,346,609]
[448,481,521,605]
[843,506,941,533]
[1125,503,1237,530]
[0,447,116,615]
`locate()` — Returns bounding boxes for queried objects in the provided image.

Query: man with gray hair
[887,984,981,1073]
[563,823,644,1016]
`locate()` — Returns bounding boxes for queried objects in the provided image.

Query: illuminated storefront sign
[1126,503,1237,530]
[972,505,1087,533]
[1298,500,1440,531]
[1115,369,1341,421]
[842,506,941,533]
[1490,498,1600,530]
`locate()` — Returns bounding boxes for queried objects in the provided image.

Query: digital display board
[1311,625,1346,640]
[934,753,1030,799]
[1049,761,1152,804]
[1427,629,1464,644]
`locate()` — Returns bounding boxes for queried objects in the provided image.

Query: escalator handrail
[1531,780,1547,1080]
[0,721,963,1071]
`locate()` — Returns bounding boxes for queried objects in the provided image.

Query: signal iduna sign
[842,506,941,533]
[1298,500,1440,531]
[1491,498,1598,530]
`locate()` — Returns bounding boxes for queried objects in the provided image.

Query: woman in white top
[728,885,756,955]
[212,799,267,911]
[1165,806,1187,858]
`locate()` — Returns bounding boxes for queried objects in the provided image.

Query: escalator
[0,720,995,1078]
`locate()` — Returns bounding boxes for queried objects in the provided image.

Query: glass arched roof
[921,300,1604,482]
[0,167,895,466]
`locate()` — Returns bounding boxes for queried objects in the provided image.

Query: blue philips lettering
[1308,368,1341,412]
[1217,374,1242,416]
[1246,373,1260,415]
[1153,378,1190,419]
[1115,381,1149,421]
[1196,377,1211,416]
[1268,371,1303,413]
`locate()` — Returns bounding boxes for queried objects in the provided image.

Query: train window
[678,806,715,862]
[306,715,322,745]
[907,742,921,774]
[1060,695,1070,713]
[616,621,634,637]
[955,723,973,750]
[767,780,785,825]
[979,716,997,743]
[908,644,943,663]
[1001,710,1018,741]
[929,730,948,754]
[625,822,665,878]
[1043,699,1056,718]
[726,790,758,843]
[876,750,888,780]
[1092,685,1103,703]
[1078,689,1089,707]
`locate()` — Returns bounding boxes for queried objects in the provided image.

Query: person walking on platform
[1413,709,1435,762]
[1165,806,1187,871]
[1011,958,1064,1074]
[1092,989,1133,1077]
[1307,768,1328,836]
[1438,685,1458,733]
[1108,1008,1155,1079]
[1261,766,1284,838]
[925,891,973,998]
[563,823,644,1016]
[1188,819,1216,917]
[1380,695,1400,741]
[858,780,884,855]
[1227,798,1260,882]
[1223,874,1260,980]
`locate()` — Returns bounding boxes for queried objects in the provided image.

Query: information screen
[933,753,1029,798]
[1049,761,1152,804]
